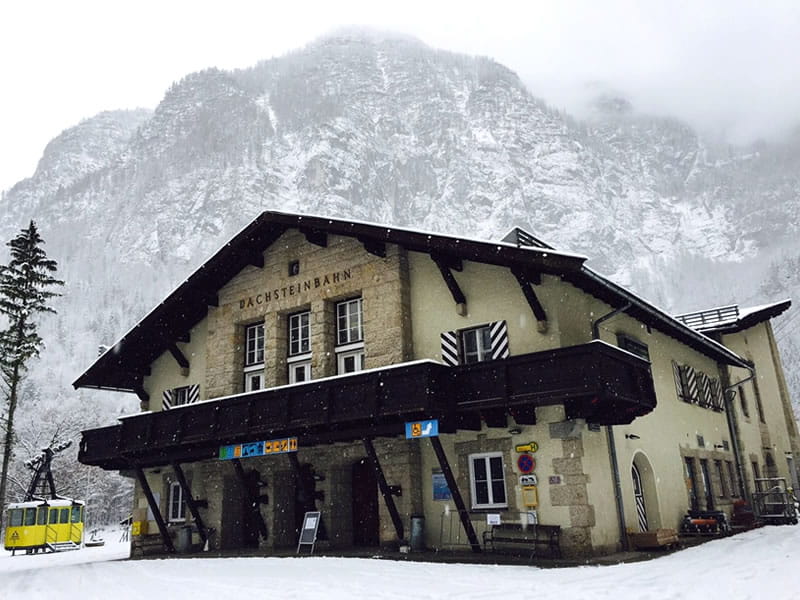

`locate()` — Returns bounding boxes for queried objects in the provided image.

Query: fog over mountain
[1,32,799,427]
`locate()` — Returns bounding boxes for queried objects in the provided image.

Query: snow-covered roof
[675,299,791,334]
[7,498,83,509]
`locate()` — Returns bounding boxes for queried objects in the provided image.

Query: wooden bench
[483,523,562,558]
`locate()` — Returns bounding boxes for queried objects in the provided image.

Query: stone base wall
[548,424,596,557]
[136,436,423,553]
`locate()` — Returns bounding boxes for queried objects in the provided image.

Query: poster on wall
[432,470,452,500]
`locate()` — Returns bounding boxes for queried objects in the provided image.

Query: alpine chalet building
[75,212,800,557]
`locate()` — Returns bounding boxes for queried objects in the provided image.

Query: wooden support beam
[301,228,327,247]
[429,436,481,553]
[134,385,150,405]
[175,332,191,344]
[482,407,508,428]
[363,438,405,541]
[171,462,209,546]
[432,255,467,314]
[358,237,386,258]
[168,343,190,370]
[512,269,547,324]
[431,253,463,271]
[231,459,269,540]
[248,253,264,269]
[134,466,176,553]
[204,293,219,308]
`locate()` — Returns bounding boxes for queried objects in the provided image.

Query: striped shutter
[162,384,200,410]
[696,373,710,408]
[188,384,200,404]
[162,388,174,411]
[440,331,460,366]
[684,366,699,404]
[489,320,510,360]
[672,361,684,400]
[709,378,723,411]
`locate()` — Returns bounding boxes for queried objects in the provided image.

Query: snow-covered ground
[2,525,798,599]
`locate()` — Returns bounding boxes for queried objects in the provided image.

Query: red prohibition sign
[517,454,535,473]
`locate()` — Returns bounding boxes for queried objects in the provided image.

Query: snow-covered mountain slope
[1,32,798,419]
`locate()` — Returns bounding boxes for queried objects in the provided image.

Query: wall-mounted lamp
[714,444,726,450]
[624,434,640,440]
[508,427,523,435]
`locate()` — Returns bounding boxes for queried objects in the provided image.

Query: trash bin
[410,515,425,552]
[176,525,193,553]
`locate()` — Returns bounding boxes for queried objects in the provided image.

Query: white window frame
[244,365,264,392]
[288,359,312,384]
[288,311,311,356]
[461,325,492,364]
[245,322,265,366]
[336,297,363,346]
[468,452,508,509]
[168,481,186,523]
[244,322,265,391]
[173,386,189,407]
[337,348,364,375]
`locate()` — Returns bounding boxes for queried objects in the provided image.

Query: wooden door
[351,458,379,546]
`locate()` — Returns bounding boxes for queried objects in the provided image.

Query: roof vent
[501,227,554,249]
[674,305,740,330]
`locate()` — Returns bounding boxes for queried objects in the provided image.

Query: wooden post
[134,466,175,553]
[429,436,481,553]
[362,438,405,541]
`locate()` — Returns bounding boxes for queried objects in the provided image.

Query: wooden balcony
[79,341,656,470]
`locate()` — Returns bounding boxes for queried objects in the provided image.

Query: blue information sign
[219,436,298,460]
[405,419,439,439]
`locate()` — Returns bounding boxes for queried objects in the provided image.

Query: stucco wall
[143,318,208,412]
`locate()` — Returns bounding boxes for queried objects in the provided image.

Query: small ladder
[46,541,80,553]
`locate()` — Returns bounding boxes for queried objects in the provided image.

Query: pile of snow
[2,525,797,599]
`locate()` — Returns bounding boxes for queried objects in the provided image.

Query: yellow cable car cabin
[4,499,85,554]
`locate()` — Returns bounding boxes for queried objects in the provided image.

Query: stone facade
[205,230,412,399]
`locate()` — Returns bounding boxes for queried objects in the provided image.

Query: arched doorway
[631,452,661,532]
[351,458,379,546]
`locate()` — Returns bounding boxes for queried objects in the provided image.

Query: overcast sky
[1,0,798,193]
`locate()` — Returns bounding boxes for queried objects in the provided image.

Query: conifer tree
[0,221,63,531]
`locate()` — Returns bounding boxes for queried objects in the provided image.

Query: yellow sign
[515,441,538,453]
[522,485,539,508]
[411,423,422,437]
[264,437,298,454]
[131,521,148,536]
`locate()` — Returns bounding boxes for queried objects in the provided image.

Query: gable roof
[73,211,750,393]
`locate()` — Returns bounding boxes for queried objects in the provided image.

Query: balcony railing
[80,341,656,470]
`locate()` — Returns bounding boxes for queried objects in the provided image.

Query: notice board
[297,511,321,554]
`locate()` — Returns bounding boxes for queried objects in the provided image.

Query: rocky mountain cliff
[1,32,798,420]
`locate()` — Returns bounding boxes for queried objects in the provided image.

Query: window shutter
[696,373,710,408]
[672,361,684,400]
[709,378,723,411]
[489,320,509,360]
[188,384,200,404]
[440,330,460,366]
[162,388,174,411]
[684,366,698,404]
